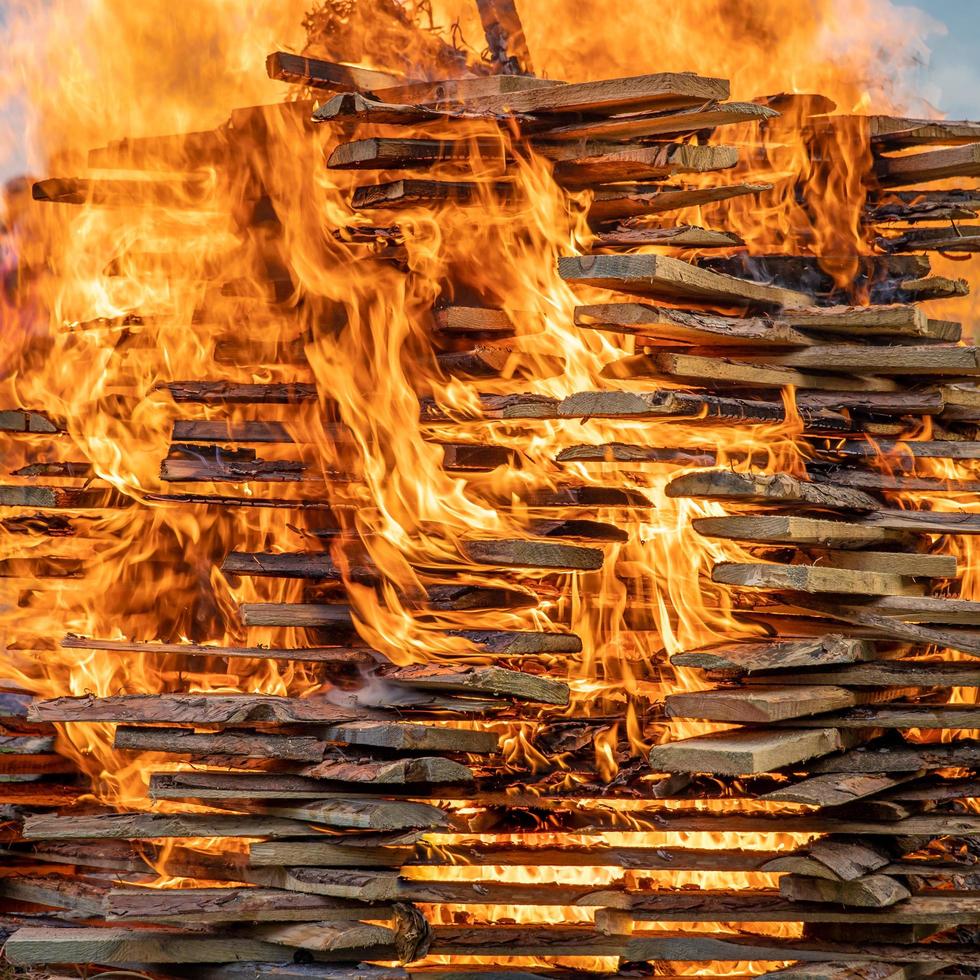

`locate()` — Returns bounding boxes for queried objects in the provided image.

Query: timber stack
[5,2,980,979]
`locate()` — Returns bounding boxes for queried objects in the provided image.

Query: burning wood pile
[6,0,980,977]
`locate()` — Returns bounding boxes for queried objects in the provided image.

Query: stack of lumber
[8,1,980,977]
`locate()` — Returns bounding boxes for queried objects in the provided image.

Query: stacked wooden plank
[8,3,980,978]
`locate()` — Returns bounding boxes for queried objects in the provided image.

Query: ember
[3,0,980,977]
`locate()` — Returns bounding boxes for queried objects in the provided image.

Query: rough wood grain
[667,470,880,511]
[381,664,569,705]
[671,635,876,674]
[811,739,980,773]
[712,561,918,597]
[762,771,919,808]
[320,720,499,753]
[694,515,914,548]
[554,143,738,187]
[648,726,850,775]
[352,179,513,210]
[559,253,810,307]
[328,137,506,170]
[460,537,603,570]
[588,181,772,223]
[266,52,403,91]
[780,873,911,908]
[878,143,980,186]
[574,302,813,346]
[779,304,956,340]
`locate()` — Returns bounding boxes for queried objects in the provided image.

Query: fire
[1,0,976,975]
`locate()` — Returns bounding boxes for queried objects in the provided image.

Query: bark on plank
[592,224,744,249]
[553,143,738,187]
[818,439,980,461]
[381,664,569,705]
[0,874,107,915]
[302,756,473,784]
[352,179,514,210]
[588,181,773,223]
[327,137,506,171]
[28,693,366,725]
[665,684,905,724]
[163,382,316,404]
[780,873,911,908]
[895,274,970,302]
[866,114,980,146]
[558,389,849,429]
[610,350,899,392]
[460,537,603,571]
[161,457,312,483]
[648,726,853,776]
[250,922,396,954]
[798,391,944,414]
[878,143,980,186]
[541,101,778,142]
[666,470,880,512]
[811,737,980,774]
[113,726,327,761]
[104,887,389,923]
[61,635,376,665]
[266,52,403,92]
[573,303,813,346]
[672,635,876,675]
[559,253,810,308]
[712,561,919,597]
[313,91,517,126]
[556,443,718,465]
[693,515,915,548]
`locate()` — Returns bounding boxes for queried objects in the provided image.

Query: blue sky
[0,0,979,183]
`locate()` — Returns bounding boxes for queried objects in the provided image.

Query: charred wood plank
[556,443,717,465]
[762,771,920,808]
[0,409,62,433]
[751,659,980,688]
[113,726,327,761]
[163,382,316,404]
[380,664,569,705]
[301,756,472,784]
[775,703,980,729]
[0,485,126,508]
[476,0,533,75]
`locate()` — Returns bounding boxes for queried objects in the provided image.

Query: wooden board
[759,344,980,375]
[665,684,904,724]
[761,771,920,808]
[671,636,876,675]
[381,664,569,705]
[811,739,980,773]
[712,561,919,597]
[588,181,772,223]
[592,224,744,249]
[746,659,980,688]
[574,303,813,346]
[666,470,880,511]
[352,179,514,210]
[878,143,980,186]
[780,873,911,908]
[775,703,980,729]
[553,143,738,187]
[779,304,957,341]
[693,515,914,548]
[612,350,900,392]
[427,71,730,115]
[459,537,603,570]
[648,726,850,775]
[559,254,810,307]
[327,137,506,170]
[266,52,403,91]
[540,101,778,142]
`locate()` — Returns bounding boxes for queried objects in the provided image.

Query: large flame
[0,0,973,975]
